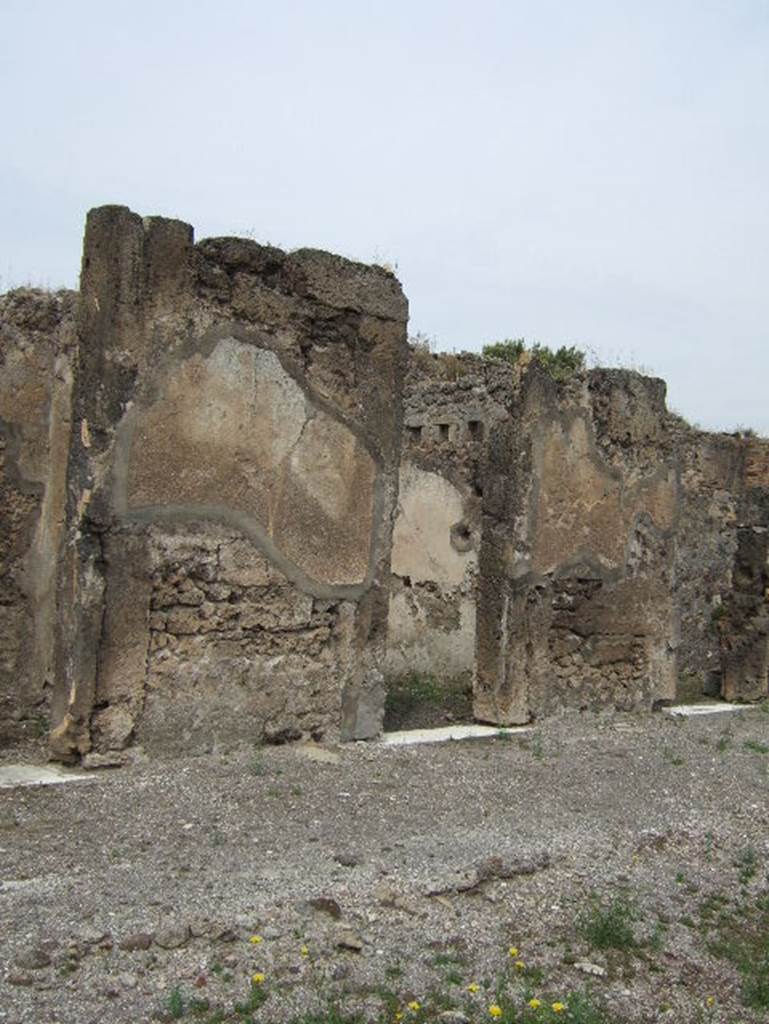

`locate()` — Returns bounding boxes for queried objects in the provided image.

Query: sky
[2,0,768,432]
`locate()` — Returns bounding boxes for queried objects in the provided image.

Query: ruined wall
[0,289,76,742]
[384,352,511,685]
[3,210,768,755]
[50,206,408,759]
[653,424,769,703]
[475,367,769,726]
[475,367,681,724]
[714,442,769,701]
[670,428,743,696]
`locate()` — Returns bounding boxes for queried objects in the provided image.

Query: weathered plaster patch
[117,339,377,589]
[531,415,676,574]
[391,461,475,586]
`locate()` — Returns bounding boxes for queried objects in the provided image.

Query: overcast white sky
[2,0,767,432]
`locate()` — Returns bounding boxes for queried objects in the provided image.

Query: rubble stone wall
[0,289,76,743]
[475,367,680,724]
[474,368,769,726]
[1,207,767,757]
[671,429,743,697]
[48,206,408,760]
[716,446,769,702]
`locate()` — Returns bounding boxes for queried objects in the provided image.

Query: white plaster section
[124,338,377,587]
[0,764,95,788]
[380,724,532,746]
[663,703,761,717]
[391,462,474,586]
[201,341,307,465]
[288,412,367,520]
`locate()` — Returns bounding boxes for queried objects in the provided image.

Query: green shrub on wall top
[481,337,526,363]
[482,337,585,380]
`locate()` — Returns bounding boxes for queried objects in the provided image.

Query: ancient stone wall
[384,352,512,690]
[713,442,769,701]
[474,369,769,726]
[670,427,743,696]
[49,206,408,760]
[0,289,76,742]
[1,208,767,756]
[475,367,681,724]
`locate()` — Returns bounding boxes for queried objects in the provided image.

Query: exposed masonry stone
[0,288,77,744]
[0,206,767,757]
[47,205,407,760]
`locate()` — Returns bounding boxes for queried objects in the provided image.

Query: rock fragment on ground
[423,849,550,896]
[154,921,190,949]
[307,896,343,919]
[574,960,607,976]
[334,926,365,951]
[334,850,361,867]
[119,932,154,951]
[12,946,51,970]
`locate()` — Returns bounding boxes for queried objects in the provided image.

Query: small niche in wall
[468,419,484,440]
[450,520,473,553]
[438,423,450,441]
[407,425,423,442]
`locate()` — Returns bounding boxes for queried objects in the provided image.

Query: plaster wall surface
[386,460,476,680]
[122,339,377,588]
[391,461,472,586]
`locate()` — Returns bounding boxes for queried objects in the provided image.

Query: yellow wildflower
[395,1015,404,1022]
[300,944,310,957]
[467,982,480,993]
[528,998,541,1009]
[407,1001,421,1011]
[551,1003,566,1014]
[249,934,263,945]
[706,996,715,1008]
[251,972,265,984]
[514,960,526,971]
[489,1006,503,1019]
[508,946,519,957]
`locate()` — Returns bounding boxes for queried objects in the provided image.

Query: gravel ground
[1,705,769,1024]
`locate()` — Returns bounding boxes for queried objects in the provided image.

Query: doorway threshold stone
[0,764,95,789]
[380,723,533,747]
[663,702,761,718]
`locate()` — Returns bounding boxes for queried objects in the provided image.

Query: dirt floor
[1,705,769,1024]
